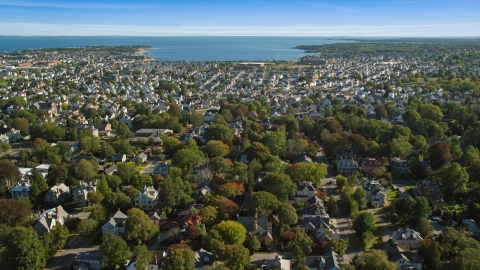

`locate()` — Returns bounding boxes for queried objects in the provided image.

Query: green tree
[432,162,469,198]
[329,238,349,255]
[219,244,251,270]
[101,233,130,268]
[245,236,261,253]
[116,122,134,138]
[28,168,48,206]
[245,191,279,216]
[163,136,183,156]
[87,190,104,205]
[90,204,109,223]
[388,138,412,159]
[172,149,203,174]
[116,162,137,184]
[336,175,348,191]
[260,172,296,201]
[198,206,218,225]
[204,124,234,141]
[287,162,328,186]
[427,142,453,170]
[212,221,247,245]
[203,140,230,157]
[96,176,111,196]
[327,195,339,216]
[288,230,314,255]
[352,212,376,235]
[162,243,195,270]
[419,240,441,270]
[353,250,397,270]
[133,244,153,270]
[47,163,68,186]
[124,208,159,242]
[410,196,431,225]
[420,104,443,122]
[277,202,299,225]
[353,186,368,210]
[77,219,98,236]
[76,159,98,180]
[416,218,434,238]
[263,131,287,157]
[0,199,31,227]
[1,227,46,270]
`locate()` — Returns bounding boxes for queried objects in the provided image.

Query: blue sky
[0,0,479,36]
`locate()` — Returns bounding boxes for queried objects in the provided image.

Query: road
[44,234,98,270]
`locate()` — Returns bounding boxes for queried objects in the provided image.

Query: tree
[87,190,104,205]
[0,199,31,227]
[427,142,453,170]
[245,236,261,253]
[163,136,183,156]
[287,162,328,186]
[327,195,339,216]
[419,240,440,270]
[111,139,134,155]
[47,163,68,186]
[198,205,218,225]
[12,117,29,134]
[216,198,240,219]
[162,243,195,270]
[90,204,109,223]
[277,202,298,225]
[420,104,443,122]
[203,140,230,157]
[212,221,247,245]
[388,138,412,159]
[416,218,434,238]
[410,196,431,225]
[116,122,134,138]
[352,212,376,235]
[32,137,50,162]
[101,233,130,268]
[353,250,397,270]
[263,131,287,157]
[260,173,296,201]
[329,238,349,255]
[116,162,137,184]
[29,168,48,206]
[288,230,314,255]
[353,186,368,210]
[172,149,203,174]
[77,219,98,236]
[336,175,348,191]
[1,227,46,270]
[219,244,251,270]
[432,162,469,198]
[76,159,98,180]
[245,191,279,216]
[185,225,202,242]
[96,176,111,196]
[0,161,21,195]
[124,208,159,242]
[324,119,343,133]
[204,124,234,141]
[375,106,388,119]
[134,244,153,270]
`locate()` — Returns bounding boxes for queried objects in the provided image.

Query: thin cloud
[0,1,156,9]
[0,23,479,37]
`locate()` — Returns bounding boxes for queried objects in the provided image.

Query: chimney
[154,255,158,264]
[56,207,58,213]
[46,213,49,218]
[41,209,45,213]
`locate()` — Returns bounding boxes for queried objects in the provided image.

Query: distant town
[0,40,480,270]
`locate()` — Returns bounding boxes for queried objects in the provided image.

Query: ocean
[0,36,352,61]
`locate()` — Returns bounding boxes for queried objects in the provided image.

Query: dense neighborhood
[0,41,480,270]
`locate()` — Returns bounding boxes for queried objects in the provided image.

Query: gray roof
[304,251,342,270]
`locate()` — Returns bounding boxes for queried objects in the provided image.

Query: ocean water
[0,36,352,61]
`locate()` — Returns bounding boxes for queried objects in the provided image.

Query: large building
[134,186,159,211]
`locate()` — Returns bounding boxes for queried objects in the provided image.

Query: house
[33,206,69,236]
[302,216,333,248]
[387,246,424,270]
[5,129,21,142]
[132,152,148,163]
[10,182,30,200]
[112,154,126,163]
[392,226,423,249]
[390,157,409,177]
[126,251,165,270]
[296,181,316,199]
[304,251,342,270]
[149,212,162,225]
[363,180,387,208]
[194,185,212,201]
[462,219,480,238]
[104,164,117,175]
[93,123,112,136]
[102,210,127,236]
[261,255,291,270]
[417,180,444,210]
[72,183,97,206]
[73,251,104,270]
[153,163,172,181]
[361,157,381,174]
[194,249,216,270]
[336,159,359,175]
[336,148,357,161]
[44,183,70,205]
[237,215,273,250]
[134,186,159,211]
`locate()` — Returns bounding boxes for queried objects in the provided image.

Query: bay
[0,36,352,61]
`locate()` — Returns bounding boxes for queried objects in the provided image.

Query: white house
[392,226,423,249]
[102,210,127,236]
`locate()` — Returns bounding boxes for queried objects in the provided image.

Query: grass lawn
[444,201,466,216]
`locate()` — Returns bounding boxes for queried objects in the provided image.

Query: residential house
[153,163,172,181]
[33,206,68,236]
[261,255,291,270]
[335,148,358,161]
[194,185,212,201]
[10,182,30,200]
[5,129,21,142]
[73,251,104,270]
[392,226,423,249]
[102,210,127,236]
[363,180,387,208]
[132,152,148,163]
[194,249,216,270]
[237,215,273,250]
[104,164,117,175]
[149,212,162,225]
[295,181,316,201]
[126,251,165,270]
[462,219,480,239]
[111,154,126,163]
[44,183,70,205]
[417,180,444,210]
[72,183,96,206]
[304,251,342,270]
[134,186,159,211]
[361,158,381,174]
[387,246,424,270]
[336,159,359,175]
[93,123,112,136]
[390,157,409,177]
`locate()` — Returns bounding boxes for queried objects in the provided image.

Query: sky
[0,0,479,36]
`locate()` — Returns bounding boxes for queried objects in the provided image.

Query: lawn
[386,186,398,206]
[444,201,466,216]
